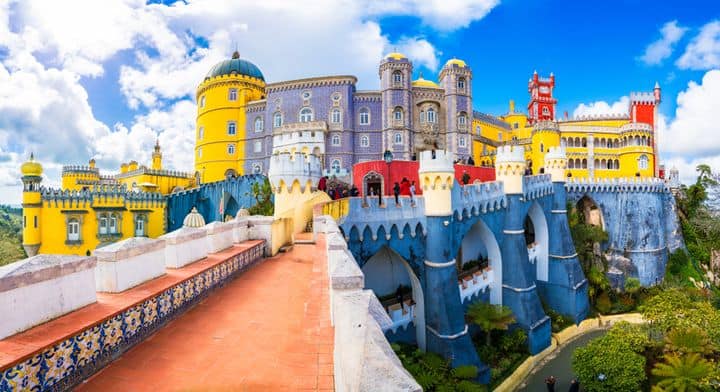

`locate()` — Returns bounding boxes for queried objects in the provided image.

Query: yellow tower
[195,51,266,184]
[21,153,43,257]
[418,150,455,216]
[544,146,567,183]
[152,139,162,170]
[495,146,526,194]
[531,121,560,174]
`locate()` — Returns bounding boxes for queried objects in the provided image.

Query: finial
[30,152,34,161]
[418,71,424,79]
[232,50,240,59]
[654,81,660,89]
[534,70,537,74]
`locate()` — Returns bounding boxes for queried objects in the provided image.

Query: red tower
[527,71,557,124]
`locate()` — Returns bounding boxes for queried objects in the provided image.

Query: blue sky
[0,0,719,204]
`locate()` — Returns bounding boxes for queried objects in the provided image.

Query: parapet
[94,237,166,293]
[565,177,668,194]
[496,145,525,164]
[619,122,653,133]
[40,185,165,208]
[630,91,656,104]
[544,146,568,182]
[533,121,559,133]
[267,152,323,192]
[418,150,454,173]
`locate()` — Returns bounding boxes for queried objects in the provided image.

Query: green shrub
[572,335,646,392]
[595,292,612,314]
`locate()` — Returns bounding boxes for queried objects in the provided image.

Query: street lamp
[383,150,393,206]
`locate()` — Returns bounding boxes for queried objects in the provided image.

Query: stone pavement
[77,235,333,391]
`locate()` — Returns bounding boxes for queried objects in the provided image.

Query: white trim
[423,259,456,268]
[502,283,536,292]
[503,229,524,234]
[549,253,578,259]
[551,209,567,214]
[426,324,468,339]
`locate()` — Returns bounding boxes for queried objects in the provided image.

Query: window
[299,107,313,122]
[476,125,481,135]
[228,88,238,101]
[331,134,341,146]
[458,112,467,126]
[135,215,145,237]
[199,95,205,108]
[542,107,549,116]
[393,107,403,122]
[420,110,426,123]
[540,143,544,152]
[99,216,108,234]
[23,216,26,228]
[253,164,262,174]
[198,126,204,140]
[227,121,237,135]
[109,216,117,233]
[392,71,403,85]
[638,154,649,170]
[254,117,264,132]
[332,92,341,101]
[498,132,503,141]
[459,137,466,147]
[331,109,341,124]
[427,108,436,123]
[394,133,403,144]
[33,216,37,228]
[302,91,311,99]
[68,219,80,241]
[227,144,236,155]
[360,135,369,147]
[359,108,370,125]
[513,122,519,129]
[254,141,262,153]
[197,147,202,158]
[457,77,466,90]
[273,112,283,127]
[331,159,341,172]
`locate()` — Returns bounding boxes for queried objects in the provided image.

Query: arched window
[227,121,237,135]
[567,138,574,147]
[569,159,575,169]
[614,159,620,170]
[109,215,118,234]
[254,117,263,132]
[360,135,370,147]
[638,154,649,170]
[392,71,403,85]
[427,108,436,123]
[273,112,283,128]
[299,107,313,122]
[99,215,108,235]
[228,88,238,101]
[198,126,204,140]
[457,77,466,90]
[582,138,587,147]
[359,108,370,125]
[582,159,587,169]
[420,110,426,123]
[134,215,145,237]
[394,133,403,144]
[199,95,205,108]
[197,147,202,158]
[253,164,262,174]
[476,125,481,135]
[458,112,467,127]
[542,107,550,116]
[540,143,544,153]
[393,107,403,122]
[331,159,341,172]
[227,144,235,155]
[331,134,341,146]
[459,136,466,147]
[67,218,80,241]
[331,109,341,124]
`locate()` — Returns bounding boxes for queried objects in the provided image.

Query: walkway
[77,235,333,391]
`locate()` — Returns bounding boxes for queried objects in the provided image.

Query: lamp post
[383,150,393,206]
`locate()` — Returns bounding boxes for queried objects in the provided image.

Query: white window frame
[331,159,341,172]
[360,135,370,147]
[638,154,648,170]
[458,113,467,126]
[420,110,426,123]
[392,71,403,85]
[228,143,236,155]
[394,133,403,144]
[273,112,283,128]
[498,132,503,141]
[228,88,238,101]
[359,108,370,125]
[198,147,202,158]
[227,121,237,135]
[254,117,264,132]
[199,95,205,108]
[331,109,341,124]
[331,134,341,146]
[459,137,466,147]
[198,126,204,140]
[299,107,313,123]
[99,216,108,235]
[68,219,80,241]
[542,107,550,116]
[393,107,403,122]
[254,140,262,153]
[135,216,145,237]
[476,125,481,135]
[427,108,436,123]
[457,77,465,90]
[109,215,117,234]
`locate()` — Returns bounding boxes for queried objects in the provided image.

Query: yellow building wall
[115,173,193,195]
[196,74,265,184]
[530,130,560,174]
[61,171,101,191]
[21,190,41,248]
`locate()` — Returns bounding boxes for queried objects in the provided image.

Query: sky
[0,0,719,205]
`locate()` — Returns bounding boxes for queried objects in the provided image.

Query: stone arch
[363,246,426,350]
[526,202,550,281]
[363,171,383,196]
[458,218,503,305]
[224,168,237,179]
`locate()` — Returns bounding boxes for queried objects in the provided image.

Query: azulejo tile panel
[0,242,264,392]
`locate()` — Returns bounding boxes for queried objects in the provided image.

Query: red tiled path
[77,235,333,391]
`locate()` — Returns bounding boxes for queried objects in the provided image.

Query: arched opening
[457,219,502,305]
[363,171,383,197]
[577,196,605,230]
[363,246,426,349]
[224,169,237,179]
[525,202,550,281]
[224,195,239,221]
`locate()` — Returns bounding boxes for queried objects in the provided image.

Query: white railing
[458,267,494,303]
[527,242,539,264]
[386,300,415,333]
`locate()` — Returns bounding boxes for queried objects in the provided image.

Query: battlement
[533,121,559,133]
[630,91,656,104]
[418,150,454,173]
[523,174,554,200]
[565,113,629,122]
[565,177,668,194]
[452,180,507,217]
[495,145,525,164]
[39,185,165,207]
[62,165,99,175]
[545,146,567,161]
[619,122,653,133]
[272,128,326,156]
[267,152,322,192]
[115,167,192,179]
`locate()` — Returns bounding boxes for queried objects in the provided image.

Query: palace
[21,50,662,256]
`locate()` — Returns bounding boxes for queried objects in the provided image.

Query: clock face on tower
[540,86,550,94]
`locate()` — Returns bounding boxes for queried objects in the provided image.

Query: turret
[654,81,661,104]
[531,121,560,174]
[495,146,526,194]
[152,139,162,170]
[380,52,413,160]
[544,146,567,182]
[21,153,43,256]
[128,160,138,172]
[440,58,473,160]
[268,151,323,233]
[418,150,455,216]
[527,72,557,125]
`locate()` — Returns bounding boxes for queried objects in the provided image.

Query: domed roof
[183,207,206,228]
[386,52,407,60]
[206,51,264,81]
[445,58,467,67]
[412,75,440,88]
[21,153,43,177]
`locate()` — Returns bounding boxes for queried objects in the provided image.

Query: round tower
[439,58,473,160]
[418,150,455,216]
[267,151,324,234]
[380,52,413,160]
[544,146,567,182]
[531,121,560,174]
[21,153,43,256]
[196,51,266,183]
[152,139,162,171]
[495,146,526,194]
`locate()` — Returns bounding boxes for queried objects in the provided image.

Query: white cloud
[676,20,720,70]
[366,0,499,31]
[639,20,687,65]
[572,96,629,118]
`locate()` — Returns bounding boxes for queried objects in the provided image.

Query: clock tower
[527,71,556,124]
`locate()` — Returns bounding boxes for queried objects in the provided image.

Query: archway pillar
[536,183,590,323]
[501,194,551,355]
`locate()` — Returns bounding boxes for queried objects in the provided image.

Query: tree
[651,353,714,392]
[572,334,646,392]
[247,178,274,216]
[466,302,515,346]
[664,328,714,356]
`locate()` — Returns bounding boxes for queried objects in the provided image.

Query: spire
[418,71,424,79]
[154,138,161,153]
[654,81,660,89]
[30,152,34,161]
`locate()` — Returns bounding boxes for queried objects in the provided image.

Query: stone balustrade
[458,267,494,304]
[159,227,208,269]
[94,237,167,293]
[523,174,554,200]
[565,177,668,193]
[527,243,539,264]
[205,221,235,253]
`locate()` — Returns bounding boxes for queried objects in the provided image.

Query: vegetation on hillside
[0,205,25,266]
[246,178,274,216]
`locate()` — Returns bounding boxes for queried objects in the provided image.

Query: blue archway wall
[166,175,267,231]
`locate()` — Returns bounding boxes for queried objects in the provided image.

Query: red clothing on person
[400,180,410,196]
[318,177,327,191]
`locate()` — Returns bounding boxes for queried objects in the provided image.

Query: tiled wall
[0,242,264,392]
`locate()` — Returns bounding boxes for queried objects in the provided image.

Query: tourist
[409,181,416,202]
[335,184,343,200]
[378,187,383,206]
[395,284,404,310]
[318,176,327,192]
[568,379,579,392]
[350,185,359,197]
[462,170,470,185]
[467,156,475,166]
[393,182,401,205]
[328,188,335,199]
[544,376,556,392]
[400,177,410,196]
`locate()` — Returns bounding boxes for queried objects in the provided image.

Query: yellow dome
[386,52,407,60]
[445,58,467,67]
[21,154,43,177]
[412,76,440,88]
